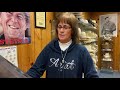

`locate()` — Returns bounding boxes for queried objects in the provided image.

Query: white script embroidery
[49,58,76,71]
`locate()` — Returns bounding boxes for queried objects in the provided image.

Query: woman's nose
[59,28,64,32]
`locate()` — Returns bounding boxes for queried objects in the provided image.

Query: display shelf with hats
[78,18,97,32]
[78,18,98,70]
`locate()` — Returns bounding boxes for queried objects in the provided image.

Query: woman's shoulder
[76,44,86,48]
[43,38,58,50]
[76,44,87,51]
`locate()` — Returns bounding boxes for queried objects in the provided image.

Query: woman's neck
[58,39,72,51]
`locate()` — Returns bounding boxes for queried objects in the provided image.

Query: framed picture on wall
[35,12,46,28]
[0,12,31,45]
[99,14,118,37]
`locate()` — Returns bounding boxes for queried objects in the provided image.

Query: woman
[27,12,99,78]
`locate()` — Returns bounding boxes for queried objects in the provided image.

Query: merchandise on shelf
[100,35,113,71]
[78,18,98,70]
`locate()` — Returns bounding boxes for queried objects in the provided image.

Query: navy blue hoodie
[27,39,99,78]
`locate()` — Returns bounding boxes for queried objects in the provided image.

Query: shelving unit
[78,18,98,70]
[100,35,113,71]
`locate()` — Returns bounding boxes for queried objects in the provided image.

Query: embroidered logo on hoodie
[49,58,76,71]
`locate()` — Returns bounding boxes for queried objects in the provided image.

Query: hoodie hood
[49,38,76,53]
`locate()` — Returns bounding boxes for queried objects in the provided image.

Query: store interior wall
[1,12,120,78]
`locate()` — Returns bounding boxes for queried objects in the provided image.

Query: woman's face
[57,22,72,43]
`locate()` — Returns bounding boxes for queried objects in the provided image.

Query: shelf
[100,34,114,71]
[80,37,97,40]
[101,36,113,42]
[101,39,113,42]
[78,19,98,70]
[102,58,113,61]
[80,37,98,44]
[102,49,113,52]
[81,42,97,45]
[100,68,113,72]
[78,22,97,33]
[101,61,113,70]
